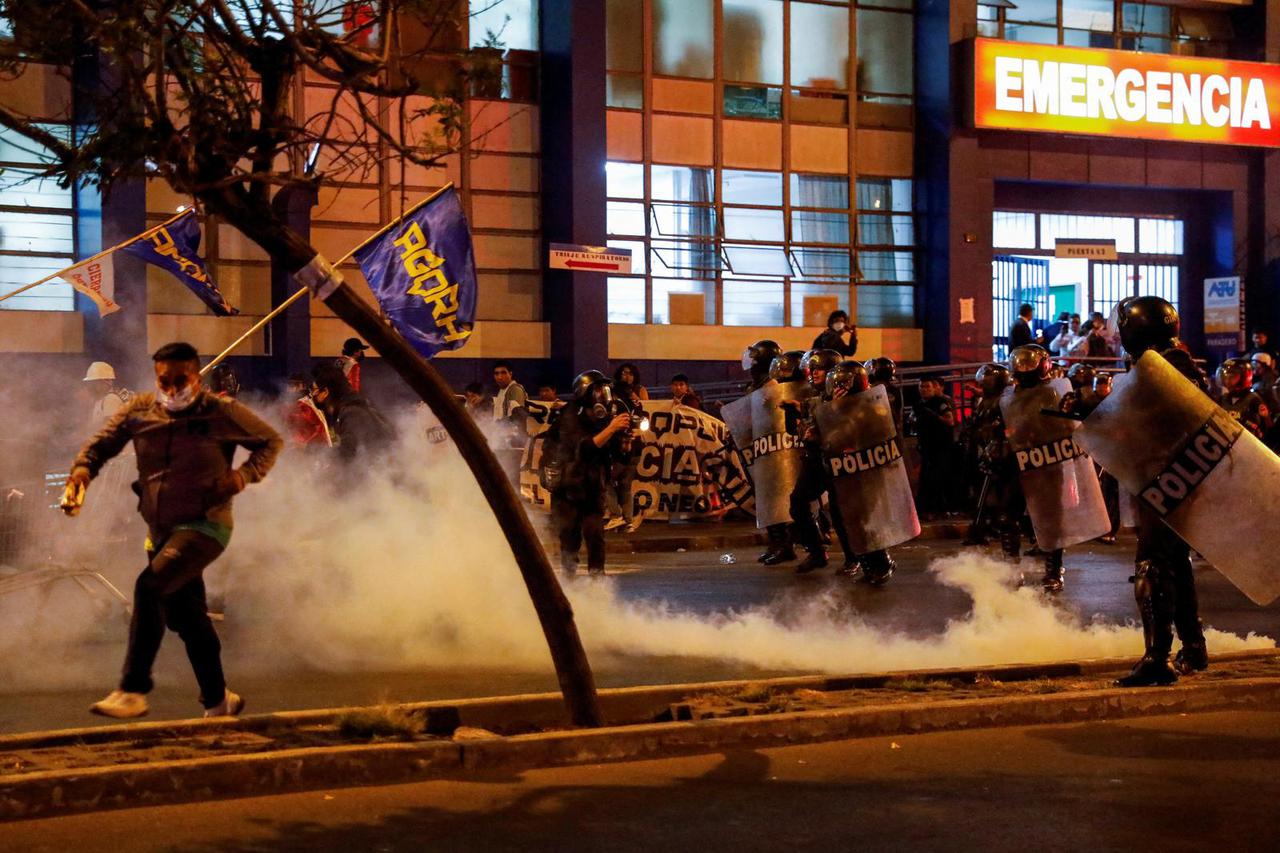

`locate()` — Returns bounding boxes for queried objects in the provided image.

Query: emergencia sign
[974,38,1280,147]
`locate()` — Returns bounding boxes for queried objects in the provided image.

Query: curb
[2,677,1277,822]
[5,648,1276,751]
[2,650,1278,822]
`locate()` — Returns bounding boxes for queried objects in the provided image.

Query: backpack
[538,409,584,494]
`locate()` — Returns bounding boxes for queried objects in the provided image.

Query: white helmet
[83,361,116,382]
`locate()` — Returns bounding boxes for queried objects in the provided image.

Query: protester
[1249,329,1277,363]
[492,361,527,423]
[83,361,132,425]
[1009,304,1034,349]
[310,363,394,461]
[913,377,960,519]
[63,341,282,719]
[540,370,636,576]
[1049,315,1082,357]
[463,382,491,421]
[284,373,331,447]
[669,373,703,411]
[811,310,858,357]
[536,382,559,403]
[336,337,368,392]
[614,362,650,402]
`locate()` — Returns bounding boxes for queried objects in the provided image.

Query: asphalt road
[3,532,1279,734]
[6,709,1279,852]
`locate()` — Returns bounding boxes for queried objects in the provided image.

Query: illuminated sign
[973,39,1280,147]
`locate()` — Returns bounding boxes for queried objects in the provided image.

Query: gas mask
[590,384,615,421]
[158,383,198,412]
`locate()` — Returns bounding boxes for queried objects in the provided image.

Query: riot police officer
[744,339,782,393]
[1113,296,1209,686]
[963,363,1010,545]
[818,361,907,585]
[998,346,1070,592]
[541,370,636,577]
[864,356,902,435]
[1217,358,1271,440]
[788,349,851,574]
[1066,363,1097,404]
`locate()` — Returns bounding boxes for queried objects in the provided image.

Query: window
[856,177,915,323]
[654,0,714,78]
[856,9,912,102]
[608,276,646,324]
[1138,218,1184,255]
[1039,213,1136,254]
[990,1,1234,57]
[469,0,538,50]
[993,210,1037,249]
[723,0,784,85]
[607,0,644,108]
[724,278,785,325]
[792,2,849,90]
[0,126,76,312]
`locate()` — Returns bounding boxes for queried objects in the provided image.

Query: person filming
[541,370,638,577]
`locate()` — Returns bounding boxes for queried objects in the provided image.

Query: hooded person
[336,337,368,392]
[310,363,394,462]
[63,341,283,720]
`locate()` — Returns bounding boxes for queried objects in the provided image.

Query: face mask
[158,384,197,412]
[832,322,846,332]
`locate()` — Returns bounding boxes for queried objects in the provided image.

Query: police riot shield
[815,383,920,554]
[999,378,1111,551]
[1076,351,1280,605]
[720,380,808,528]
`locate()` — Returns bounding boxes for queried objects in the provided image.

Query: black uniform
[789,397,855,570]
[1221,389,1271,440]
[1128,347,1209,679]
[914,393,959,515]
[964,394,1005,543]
[544,406,633,576]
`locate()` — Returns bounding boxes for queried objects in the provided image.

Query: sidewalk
[532,514,970,556]
[3,650,1277,821]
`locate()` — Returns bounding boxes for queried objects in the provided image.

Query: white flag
[58,255,120,316]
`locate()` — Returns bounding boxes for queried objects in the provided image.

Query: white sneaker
[603,517,627,531]
[90,689,148,719]
[203,689,246,718]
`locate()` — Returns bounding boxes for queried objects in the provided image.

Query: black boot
[762,546,797,565]
[1041,549,1065,593]
[795,549,829,574]
[999,518,1021,561]
[862,551,896,586]
[1170,558,1208,674]
[1116,561,1178,687]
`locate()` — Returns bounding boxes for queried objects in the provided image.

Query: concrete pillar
[539,0,608,381]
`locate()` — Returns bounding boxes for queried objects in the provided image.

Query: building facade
[1,0,1277,397]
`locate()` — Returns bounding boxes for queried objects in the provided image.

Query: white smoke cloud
[0,403,1272,698]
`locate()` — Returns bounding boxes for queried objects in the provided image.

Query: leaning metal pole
[295,254,603,728]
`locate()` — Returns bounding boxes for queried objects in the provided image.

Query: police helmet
[1117,296,1180,358]
[1066,362,1097,391]
[769,350,806,383]
[1093,372,1113,399]
[802,349,843,389]
[210,363,240,397]
[1251,352,1275,374]
[742,339,782,374]
[864,356,897,386]
[975,363,1010,397]
[1217,358,1253,393]
[826,360,870,399]
[571,369,611,403]
[1009,345,1051,387]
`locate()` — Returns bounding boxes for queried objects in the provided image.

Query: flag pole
[0,207,195,306]
[199,184,455,376]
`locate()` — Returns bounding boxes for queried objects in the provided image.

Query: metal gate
[992,255,1050,361]
[1089,262,1180,318]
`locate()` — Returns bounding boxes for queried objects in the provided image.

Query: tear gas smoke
[0,400,1271,696]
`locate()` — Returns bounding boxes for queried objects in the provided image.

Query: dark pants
[1100,469,1121,536]
[997,474,1063,569]
[1135,503,1205,651]
[917,445,958,515]
[120,528,226,709]
[790,458,854,558]
[552,494,605,573]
